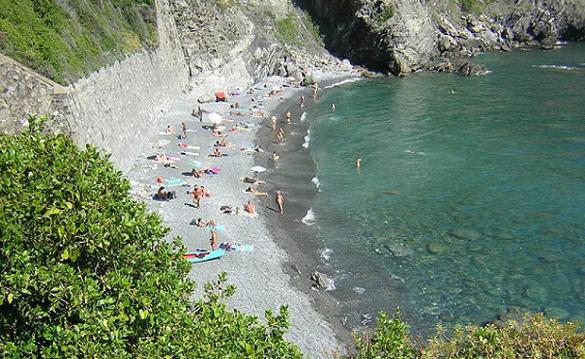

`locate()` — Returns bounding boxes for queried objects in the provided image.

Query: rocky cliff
[299,0,585,75]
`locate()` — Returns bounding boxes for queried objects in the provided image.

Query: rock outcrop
[299,0,585,75]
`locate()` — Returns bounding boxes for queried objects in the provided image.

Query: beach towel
[155,177,186,187]
[179,151,199,157]
[156,139,171,147]
[220,243,254,252]
[179,143,200,150]
[191,160,203,168]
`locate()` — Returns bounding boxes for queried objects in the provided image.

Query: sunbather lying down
[245,187,268,196]
[242,177,266,185]
[209,148,228,157]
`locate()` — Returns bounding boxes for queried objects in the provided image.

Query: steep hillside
[169,0,338,84]
[0,0,157,84]
[299,0,585,75]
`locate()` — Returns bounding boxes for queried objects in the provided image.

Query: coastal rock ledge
[298,0,585,75]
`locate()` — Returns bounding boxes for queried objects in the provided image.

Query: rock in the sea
[353,286,366,295]
[454,61,490,76]
[526,285,548,302]
[383,242,414,257]
[426,242,446,254]
[310,271,335,291]
[544,307,570,321]
[449,227,481,240]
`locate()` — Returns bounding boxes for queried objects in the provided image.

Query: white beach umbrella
[208,112,223,124]
[251,166,266,173]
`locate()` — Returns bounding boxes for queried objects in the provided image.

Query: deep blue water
[305,43,585,333]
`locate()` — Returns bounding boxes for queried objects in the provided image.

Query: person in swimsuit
[181,122,187,139]
[275,191,285,214]
[271,116,277,131]
[244,200,256,215]
[286,111,292,123]
[210,230,218,250]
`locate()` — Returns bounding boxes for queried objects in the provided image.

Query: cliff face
[300,0,585,75]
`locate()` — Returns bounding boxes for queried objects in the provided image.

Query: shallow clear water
[306,44,585,334]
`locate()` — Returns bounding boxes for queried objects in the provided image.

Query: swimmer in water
[355,158,362,169]
[331,103,336,112]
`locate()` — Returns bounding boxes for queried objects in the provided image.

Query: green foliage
[216,0,239,10]
[423,313,585,359]
[350,311,416,359]
[0,117,302,358]
[350,311,585,359]
[276,15,302,47]
[0,0,157,84]
[457,0,480,13]
[378,5,395,22]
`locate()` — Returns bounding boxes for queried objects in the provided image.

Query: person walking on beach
[271,116,277,131]
[275,191,285,215]
[286,111,292,123]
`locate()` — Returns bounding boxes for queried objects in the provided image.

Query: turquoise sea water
[305,44,585,333]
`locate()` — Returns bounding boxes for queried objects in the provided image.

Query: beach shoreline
[126,70,358,358]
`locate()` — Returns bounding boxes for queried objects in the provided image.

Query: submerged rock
[427,242,446,254]
[383,242,414,257]
[449,228,481,240]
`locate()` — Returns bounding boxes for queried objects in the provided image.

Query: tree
[0,116,302,358]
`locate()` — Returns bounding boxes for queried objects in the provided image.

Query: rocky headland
[298,0,585,75]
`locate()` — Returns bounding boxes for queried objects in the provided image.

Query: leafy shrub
[350,311,416,359]
[378,5,395,23]
[349,311,585,359]
[458,0,479,13]
[0,117,302,358]
[0,0,157,84]
[276,15,302,47]
[423,313,585,359]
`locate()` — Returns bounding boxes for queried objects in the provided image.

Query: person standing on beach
[300,95,305,108]
[181,122,187,139]
[286,111,292,123]
[275,191,285,214]
[312,83,319,99]
[190,185,203,208]
[210,230,218,250]
[271,116,277,131]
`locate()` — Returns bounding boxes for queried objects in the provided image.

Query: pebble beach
[126,74,355,358]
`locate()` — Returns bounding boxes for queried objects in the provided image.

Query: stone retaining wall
[0,0,188,172]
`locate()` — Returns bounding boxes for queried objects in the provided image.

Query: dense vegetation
[0,0,157,84]
[0,116,301,358]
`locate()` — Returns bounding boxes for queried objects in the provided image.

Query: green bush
[378,5,395,23]
[0,0,157,84]
[350,311,416,359]
[350,311,585,359]
[0,116,302,358]
[275,15,302,47]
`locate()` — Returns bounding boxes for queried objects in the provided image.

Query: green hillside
[0,0,157,84]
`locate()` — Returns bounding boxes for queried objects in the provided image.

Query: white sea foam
[321,248,332,262]
[300,112,307,122]
[302,128,311,149]
[301,208,316,226]
[323,78,361,89]
[311,176,320,189]
[533,64,578,71]
[556,40,569,45]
